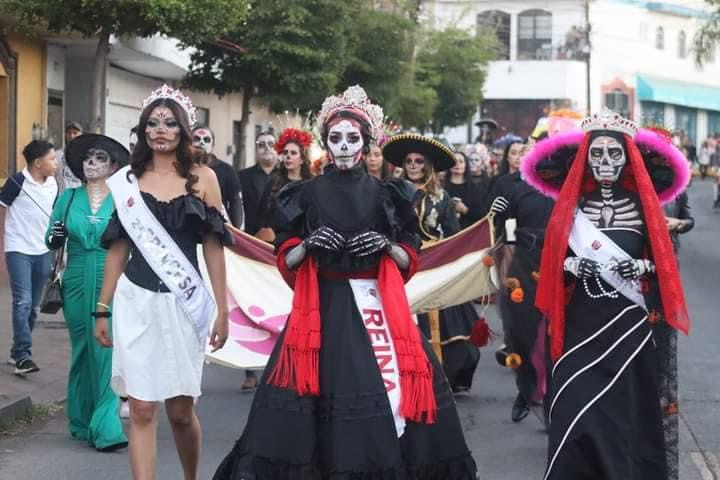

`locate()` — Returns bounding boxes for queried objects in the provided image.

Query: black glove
[346,231,391,257]
[564,257,601,279]
[303,226,345,252]
[48,221,67,249]
[489,196,509,214]
[612,259,654,280]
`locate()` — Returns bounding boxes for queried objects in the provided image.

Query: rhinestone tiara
[581,108,638,136]
[316,85,384,139]
[142,84,198,127]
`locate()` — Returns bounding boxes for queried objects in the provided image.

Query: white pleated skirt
[111,274,205,401]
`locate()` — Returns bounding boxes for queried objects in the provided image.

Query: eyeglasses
[404,157,425,166]
[256,140,275,148]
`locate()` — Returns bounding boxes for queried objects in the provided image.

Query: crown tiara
[142,84,198,127]
[581,108,638,136]
[317,85,384,139]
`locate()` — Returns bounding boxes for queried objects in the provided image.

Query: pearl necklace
[87,183,108,214]
[582,277,619,299]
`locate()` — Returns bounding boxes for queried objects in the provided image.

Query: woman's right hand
[48,221,67,248]
[94,317,113,348]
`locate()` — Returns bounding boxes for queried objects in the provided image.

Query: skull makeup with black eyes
[83,148,113,180]
[588,135,626,184]
[327,119,365,170]
[192,127,214,154]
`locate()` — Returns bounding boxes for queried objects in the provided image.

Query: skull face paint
[83,148,114,181]
[145,106,180,153]
[466,144,489,177]
[327,119,364,170]
[192,128,214,154]
[588,135,626,184]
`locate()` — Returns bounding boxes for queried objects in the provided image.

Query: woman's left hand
[209,311,229,352]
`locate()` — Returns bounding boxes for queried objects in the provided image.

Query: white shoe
[119,400,130,419]
[7,358,15,366]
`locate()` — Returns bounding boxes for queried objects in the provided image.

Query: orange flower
[506,277,520,290]
[505,353,522,369]
[511,287,524,303]
[482,255,495,267]
[531,271,540,282]
[648,310,662,324]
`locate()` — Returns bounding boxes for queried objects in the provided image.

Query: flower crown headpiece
[581,107,637,137]
[275,128,313,154]
[316,85,384,139]
[142,84,198,127]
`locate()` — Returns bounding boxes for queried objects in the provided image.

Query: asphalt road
[0,180,718,480]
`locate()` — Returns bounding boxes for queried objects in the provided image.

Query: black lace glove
[564,257,601,279]
[612,259,655,280]
[346,231,392,257]
[303,226,345,252]
[489,196,510,214]
[48,221,67,249]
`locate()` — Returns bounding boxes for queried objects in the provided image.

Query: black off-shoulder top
[101,192,233,292]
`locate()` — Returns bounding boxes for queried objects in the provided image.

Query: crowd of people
[0,82,696,480]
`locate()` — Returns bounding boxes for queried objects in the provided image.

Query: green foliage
[0,0,248,44]
[186,0,350,113]
[415,27,496,134]
[693,4,720,66]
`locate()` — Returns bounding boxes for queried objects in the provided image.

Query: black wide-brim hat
[382,133,456,172]
[65,134,130,182]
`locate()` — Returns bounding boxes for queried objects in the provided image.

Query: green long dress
[46,187,127,450]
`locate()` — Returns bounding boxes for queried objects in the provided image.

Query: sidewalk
[0,273,71,423]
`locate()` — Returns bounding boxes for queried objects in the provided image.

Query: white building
[425,0,720,149]
[45,34,273,168]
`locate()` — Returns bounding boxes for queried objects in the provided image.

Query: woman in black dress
[444,152,488,230]
[384,134,481,394]
[214,86,476,479]
[522,110,691,480]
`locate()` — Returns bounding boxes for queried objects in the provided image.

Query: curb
[0,395,32,424]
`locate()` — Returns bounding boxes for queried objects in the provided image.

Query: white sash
[349,279,406,438]
[107,166,215,346]
[568,210,647,310]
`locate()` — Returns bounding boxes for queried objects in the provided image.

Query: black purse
[40,190,76,314]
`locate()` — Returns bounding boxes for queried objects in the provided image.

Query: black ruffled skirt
[214,277,477,479]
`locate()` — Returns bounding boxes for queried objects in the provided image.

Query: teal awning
[637,76,720,112]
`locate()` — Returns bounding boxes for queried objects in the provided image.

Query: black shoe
[511,393,530,423]
[97,441,128,452]
[494,345,509,367]
[14,358,39,375]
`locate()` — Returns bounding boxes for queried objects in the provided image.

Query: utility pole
[585,0,592,115]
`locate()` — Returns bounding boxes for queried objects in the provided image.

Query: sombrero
[382,133,456,172]
[65,134,130,182]
[520,128,690,206]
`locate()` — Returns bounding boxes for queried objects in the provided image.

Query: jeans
[6,251,53,362]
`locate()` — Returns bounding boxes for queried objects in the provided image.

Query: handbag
[40,189,76,314]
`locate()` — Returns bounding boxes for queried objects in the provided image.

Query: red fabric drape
[268,239,437,423]
[536,133,690,362]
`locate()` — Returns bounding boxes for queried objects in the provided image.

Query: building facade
[425,0,720,148]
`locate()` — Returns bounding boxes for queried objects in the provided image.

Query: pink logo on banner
[228,304,288,355]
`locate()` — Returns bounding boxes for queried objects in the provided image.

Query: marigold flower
[505,353,522,369]
[482,255,495,267]
[511,287,524,303]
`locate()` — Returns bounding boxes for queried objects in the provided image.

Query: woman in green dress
[46,134,129,451]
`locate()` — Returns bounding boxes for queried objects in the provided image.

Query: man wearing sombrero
[383,134,483,395]
[522,109,691,480]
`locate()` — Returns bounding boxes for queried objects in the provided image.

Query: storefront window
[641,101,664,126]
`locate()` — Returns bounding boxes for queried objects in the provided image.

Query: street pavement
[0,180,719,479]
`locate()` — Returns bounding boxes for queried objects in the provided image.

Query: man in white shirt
[0,140,58,375]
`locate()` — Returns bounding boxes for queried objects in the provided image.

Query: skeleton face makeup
[255,134,277,167]
[588,135,626,184]
[192,128,214,154]
[145,106,180,153]
[327,119,364,170]
[404,153,427,182]
[467,144,489,176]
[83,148,114,181]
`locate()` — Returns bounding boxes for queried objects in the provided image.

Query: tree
[0,0,248,132]
[414,27,495,134]
[693,2,720,65]
[186,0,352,168]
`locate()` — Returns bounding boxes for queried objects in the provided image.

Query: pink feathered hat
[520,128,691,206]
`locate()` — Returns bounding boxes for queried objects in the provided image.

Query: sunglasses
[404,157,425,166]
[256,140,275,148]
[193,135,212,143]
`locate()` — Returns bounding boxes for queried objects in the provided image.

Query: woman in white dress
[94,85,230,480]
